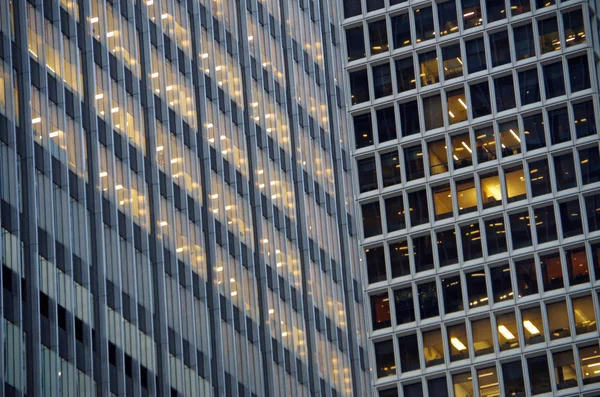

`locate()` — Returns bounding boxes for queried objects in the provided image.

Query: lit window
[423,328,444,367]
[456,178,477,214]
[462,0,482,29]
[504,166,526,203]
[369,20,388,55]
[471,317,494,356]
[572,295,596,335]
[432,184,453,220]
[563,9,585,47]
[448,323,469,361]
[447,89,468,125]
[540,253,564,292]
[547,300,570,340]
[442,44,463,79]
[496,311,519,351]
[538,17,560,53]
[521,306,544,345]
[498,120,521,157]
[428,139,449,175]
[477,366,499,397]
[466,269,488,307]
[579,344,600,385]
[438,1,458,36]
[474,126,496,163]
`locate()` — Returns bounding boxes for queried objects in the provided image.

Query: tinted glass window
[386,196,406,232]
[535,0,554,8]
[568,54,590,92]
[404,145,424,180]
[548,107,570,144]
[586,195,600,233]
[438,1,458,36]
[490,30,511,67]
[565,246,589,285]
[433,184,453,220]
[399,101,420,136]
[419,51,439,86]
[414,7,435,42]
[547,301,570,340]
[346,27,365,62]
[579,146,600,185]
[470,82,491,118]
[466,37,486,73]
[560,199,583,238]
[502,360,526,396]
[381,151,402,187]
[371,293,391,330]
[408,190,429,226]
[350,70,370,105]
[543,62,565,98]
[486,0,505,22]
[357,157,377,193]
[462,0,482,29]
[413,234,434,272]
[403,383,423,397]
[389,240,410,278]
[522,113,545,150]
[374,340,396,378]
[509,211,532,249]
[451,132,472,168]
[373,63,393,98]
[442,275,463,313]
[540,253,563,291]
[515,259,538,297]
[398,334,421,372]
[395,57,415,93]
[527,356,551,395]
[428,378,449,397]
[418,282,439,319]
[475,126,497,163]
[498,119,522,157]
[495,75,516,112]
[534,205,557,243]
[554,152,576,190]
[528,159,552,197]
[573,100,597,138]
[538,17,559,54]
[563,9,585,47]
[437,230,458,266]
[394,287,415,324]
[485,217,507,255]
[466,269,487,307]
[491,264,513,303]
[366,246,386,283]
[513,23,535,60]
[362,201,382,238]
[366,0,384,12]
[462,223,482,261]
[391,14,411,49]
[442,44,463,79]
[343,0,361,18]
[518,68,540,106]
[376,107,396,143]
[423,95,443,130]
[428,139,449,175]
[369,20,388,55]
[354,113,373,149]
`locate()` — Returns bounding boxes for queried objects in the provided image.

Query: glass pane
[522,113,545,150]
[509,211,532,249]
[538,17,560,54]
[491,264,513,303]
[547,301,570,340]
[527,356,552,395]
[373,63,393,98]
[346,26,365,61]
[448,323,469,361]
[453,373,473,396]
[438,1,458,36]
[510,0,530,16]
[513,24,535,60]
[418,281,439,318]
[371,293,391,330]
[413,234,434,272]
[515,259,538,297]
[399,100,420,136]
[362,201,382,238]
[394,287,415,324]
[586,195,600,233]
[572,295,596,335]
[456,178,477,214]
[573,100,597,139]
[560,199,583,238]
[398,334,420,372]
[462,223,482,261]
[391,13,411,49]
[374,340,396,378]
[478,367,499,397]
[414,7,435,43]
[480,173,502,208]
[428,139,449,175]
[495,75,516,112]
[499,119,521,157]
[466,269,488,307]
[474,126,497,163]
[462,0,482,29]
[403,383,423,397]
[366,0,384,12]
[447,89,468,124]
[489,30,511,67]
[553,350,577,390]
[395,57,416,93]
[470,81,491,118]
[437,230,459,267]
[579,344,600,385]
[428,378,448,397]
[451,132,472,168]
[442,44,463,79]
[534,205,557,243]
[568,54,590,92]
[389,240,410,278]
[521,306,544,345]
[543,62,565,98]
[505,167,526,203]
[423,95,443,130]
[540,253,564,292]
[350,69,370,105]
[496,311,519,351]
[423,329,444,367]
[433,184,453,220]
[486,0,505,22]
[466,37,486,73]
[381,151,402,187]
[376,107,397,143]
[366,246,387,283]
[502,361,526,397]
[386,196,406,232]
[548,107,571,145]
[404,145,424,180]
[528,159,551,197]
[354,112,373,149]
[472,317,494,356]
[442,275,463,312]
[357,157,377,193]
[485,216,507,255]
[554,152,576,190]
[408,190,429,226]
[565,246,589,286]
[563,9,585,47]
[369,19,389,55]
[419,51,439,87]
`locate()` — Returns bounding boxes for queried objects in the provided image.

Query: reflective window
[394,287,415,324]
[462,0,482,29]
[386,196,406,232]
[369,20,389,55]
[489,30,511,67]
[381,151,402,187]
[499,119,521,157]
[447,89,468,124]
[485,216,507,255]
[474,126,497,163]
[515,259,538,297]
[565,246,589,285]
[518,69,540,107]
[580,344,600,385]
[456,178,477,215]
[554,152,576,190]
[510,0,530,15]
[395,57,416,93]
[371,293,391,330]
[586,194,600,233]
[437,230,459,267]
[497,311,519,351]
[553,350,577,390]
[423,95,443,131]
[373,63,393,98]
[563,9,585,47]
[377,107,397,143]
[442,44,463,80]
[495,75,516,112]
[543,62,565,98]
[478,367,499,397]
[366,246,387,283]
[522,113,545,150]
[505,166,527,203]
[513,23,535,60]
[418,281,439,318]
[442,275,463,313]
[354,112,373,149]
[540,253,564,291]
[491,264,513,303]
[502,361,526,397]
[350,69,370,105]
[534,205,557,243]
[423,329,444,367]
[538,17,560,53]
[527,355,552,395]
[486,0,506,22]
[548,107,570,144]
[453,372,473,396]
[399,100,420,137]
[414,7,435,43]
[510,211,532,249]
[409,190,429,226]
[403,383,423,397]
[472,317,494,356]
[573,100,597,138]
[572,295,596,335]
[419,51,440,87]
[404,145,425,180]
[428,377,449,397]
[413,234,434,272]
[528,159,552,197]
[398,334,421,372]
[391,13,411,49]
[367,0,384,12]
[451,132,472,168]
[438,1,458,36]
[462,223,482,261]
[344,0,361,18]
[362,201,382,238]
[470,81,491,118]
[521,306,544,345]
[579,146,600,184]
[568,54,590,92]
[357,157,377,193]
[448,323,469,361]
[466,269,488,307]
[433,184,453,220]
[346,26,365,61]
[389,240,410,277]
[466,37,487,73]
[428,139,449,175]
[374,340,396,378]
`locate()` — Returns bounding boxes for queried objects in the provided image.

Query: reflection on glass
[451,133,472,168]
[554,350,577,390]
[522,113,545,150]
[474,126,496,163]
[391,13,411,49]
[529,159,552,197]
[563,10,585,47]
[448,323,469,361]
[413,234,434,272]
[486,0,506,22]
[485,216,507,255]
[447,89,468,125]
[560,199,583,238]
[409,190,429,226]
[369,19,389,55]
[433,184,453,220]
[371,293,391,330]
[394,287,416,325]
[462,223,482,261]
[373,63,393,98]
[385,196,406,233]
[540,253,563,291]
[414,7,435,42]
[437,230,459,267]
[466,269,488,307]
[547,300,570,340]
[442,44,463,79]
[381,151,402,187]
[423,329,444,366]
[466,37,486,74]
[404,145,424,180]
[509,211,532,249]
[494,75,516,112]
[543,62,566,99]
[418,281,439,318]
[478,367,499,397]
[510,0,530,15]
[572,295,596,335]
[357,157,377,193]
[472,317,494,356]
[573,100,597,138]
[514,23,535,60]
[489,30,511,67]
[398,334,420,372]
[554,152,576,190]
[395,56,416,93]
[428,139,449,175]
[522,306,544,345]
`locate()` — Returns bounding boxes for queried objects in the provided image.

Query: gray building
[342,0,600,395]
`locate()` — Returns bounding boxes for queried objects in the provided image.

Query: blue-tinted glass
[438,1,458,36]
[543,62,565,98]
[391,13,411,48]
[470,82,491,118]
[414,7,435,42]
[518,68,540,105]
[522,113,545,150]
[489,30,511,67]
[513,24,535,60]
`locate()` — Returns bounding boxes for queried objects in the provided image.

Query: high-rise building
[342,0,600,395]
[0,0,372,396]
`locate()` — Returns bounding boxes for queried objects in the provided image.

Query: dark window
[354,112,373,149]
[391,14,411,49]
[553,350,577,390]
[394,287,415,324]
[548,107,570,145]
[586,194,600,233]
[346,27,365,61]
[510,211,532,249]
[489,30,511,67]
[438,1,458,36]
[573,100,597,139]
[494,75,516,112]
[470,81,491,118]
[437,229,458,266]
[485,217,507,255]
[554,152,576,190]
[399,101,420,137]
[442,44,463,79]
[381,151,402,187]
[427,377,449,397]
[350,70,370,105]
[385,196,406,232]
[377,107,397,143]
[461,223,482,261]
[528,159,552,197]
[563,9,585,47]
[442,275,463,313]
[522,113,545,150]
[560,199,583,238]
[568,55,590,92]
[366,0,384,12]
[423,95,443,130]
[515,259,538,297]
[408,190,429,226]
[343,0,361,18]
[513,24,535,60]
[379,389,398,397]
[371,293,391,330]
[366,246,386,283]
[419,51,440,86]
[404,145,424,180]
[414,6,435,42]
[357,157,377,193]
[535,0,554,8]
[413,234,434,272]
[398,334,420,372]
[486,0,505,22]
[534,205,557,243]
[389,240,410,277]
[502,361,526,397]
[462,0,482,29]
[527,356,552,395]
[543,62,565,98]
[510,0,530,15]
[369,20,388,55]
[466,37,486,74]
[372,63,393,98]
[579,146,600,185]
[418,281,439,319]
[362,201,382,238]
[518,69,540,106]
[403,383,423,397]
[565,246,589,285]
[491,264,513,303]
[540,253,564,291]
[538,17,559,54]
[395,57,416,93]
[591,241,600,279]
[475,126,497,163]
[374,340,396,378]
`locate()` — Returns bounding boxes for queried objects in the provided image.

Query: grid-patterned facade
[343,0,600,395]
[0,0,371,396]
